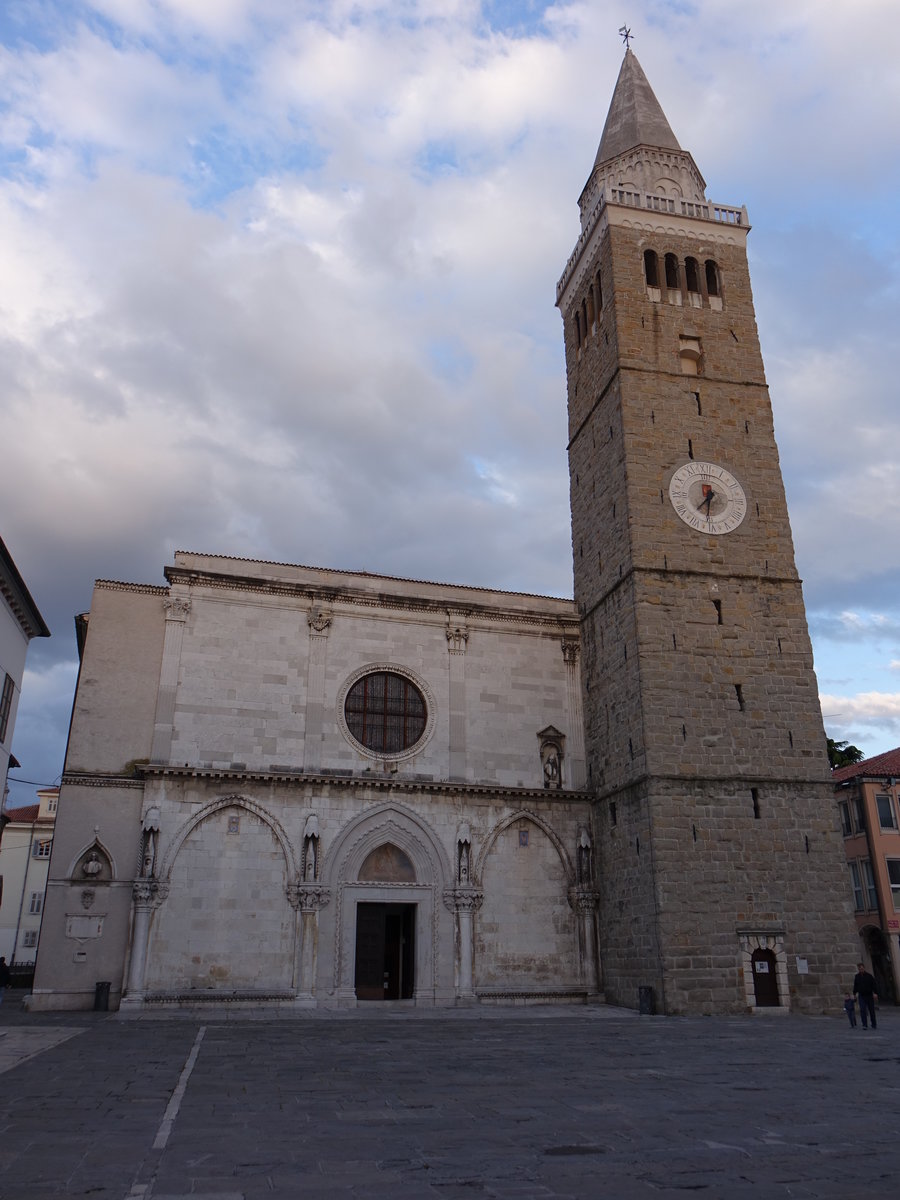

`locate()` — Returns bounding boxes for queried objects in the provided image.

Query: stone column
[446,888,483,1002]
[303,608,332,772]
[150,594,192,763]
[446,612,469,782]
[121,879,167,1007]
[562,638,586,789]
[573,887,601,995]
[288,883,331,1006]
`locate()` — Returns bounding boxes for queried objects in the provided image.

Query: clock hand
[700,489,715,516]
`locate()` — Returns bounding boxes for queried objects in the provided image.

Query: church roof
[593,48,681,167]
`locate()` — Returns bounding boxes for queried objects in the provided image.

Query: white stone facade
[31,556,598,1010]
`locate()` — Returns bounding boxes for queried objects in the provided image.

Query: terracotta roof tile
[833,746,900,784]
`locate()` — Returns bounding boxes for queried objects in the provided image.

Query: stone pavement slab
[0,1004,897,1198]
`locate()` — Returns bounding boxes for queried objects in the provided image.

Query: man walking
[853,962,878,1029]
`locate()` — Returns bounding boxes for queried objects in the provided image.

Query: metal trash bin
[93,981,111,1011]
[638,985,655,1015]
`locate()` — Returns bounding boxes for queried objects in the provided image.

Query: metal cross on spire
[618,25,633,49]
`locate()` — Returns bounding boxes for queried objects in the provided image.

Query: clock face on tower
[668,461,747,535]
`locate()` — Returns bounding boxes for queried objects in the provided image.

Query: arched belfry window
[643,249,659,289]
[685,257,700,294]
[665,253,680,291]
[705,259,721,297]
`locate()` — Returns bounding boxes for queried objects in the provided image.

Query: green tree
[827,737,865,770]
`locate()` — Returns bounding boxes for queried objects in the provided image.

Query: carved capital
[308,607,333,634]
[446,611,469,654]
[288,882,332,911]
[570,887,600,915]
[444,887,484,914]
[163,597,192,622]
[132,879,167,909]
[561,637,580,666]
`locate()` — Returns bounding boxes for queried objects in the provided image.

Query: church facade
[31,557,596,1010]
[31,51,857,1014]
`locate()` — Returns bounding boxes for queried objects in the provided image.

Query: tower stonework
[558,50,856,1014]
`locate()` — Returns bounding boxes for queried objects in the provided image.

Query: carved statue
[577,828,593,884]
[457,822,472,885]
[303,814,321,881]
[82,852,102,878]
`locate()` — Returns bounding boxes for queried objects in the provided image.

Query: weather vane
[619,25,633,49]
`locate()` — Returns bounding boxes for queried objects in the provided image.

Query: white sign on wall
[65,916,105,940]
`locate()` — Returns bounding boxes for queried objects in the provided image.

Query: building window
[344,671,427,755]
[29,892,43,914]
[643,249,659,289]
[705,259,721,297]
[46,794,58,813]
[862,859,878,911]
[849,862,864,911]
[665,253,680,290]
[852,797,866,832]
[888,859,900,911]
[876,793,897,831]
[685,256,701,293]
[22,930,38,948]
[0,673,14,743]
[33,839,52,858]
[839,801,852,837]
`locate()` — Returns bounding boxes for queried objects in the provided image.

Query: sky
[2,0,900,808]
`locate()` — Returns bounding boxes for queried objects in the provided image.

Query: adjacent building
[0,787,58,967]
[31,49,857,1014]
[1,536,51,806]
[833,748,900,1003]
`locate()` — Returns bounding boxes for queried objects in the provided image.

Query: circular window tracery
[344,670,427,755]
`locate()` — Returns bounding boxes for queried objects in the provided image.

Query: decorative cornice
[139,763,591,802]
[61,773,145,789]
[163,565,577,633]
[95,581,169,595]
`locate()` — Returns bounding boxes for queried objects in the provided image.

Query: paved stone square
[0,1001,898,1198]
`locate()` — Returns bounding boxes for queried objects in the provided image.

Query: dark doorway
[354,903,416,1001]
[862,927,897,1005]
[751,948,780,1007]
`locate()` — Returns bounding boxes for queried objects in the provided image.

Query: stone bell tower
[557,49,856,1014]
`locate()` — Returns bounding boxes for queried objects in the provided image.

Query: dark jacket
[853,970,877,997]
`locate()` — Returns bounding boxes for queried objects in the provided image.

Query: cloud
[820,692,900,755]
[4,658,79,810]
[2,0,900,798]
[808,612,900,645]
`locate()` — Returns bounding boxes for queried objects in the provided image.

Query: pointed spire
[594,49,681,167]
